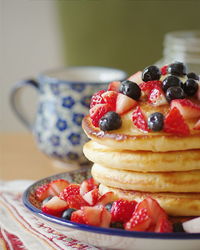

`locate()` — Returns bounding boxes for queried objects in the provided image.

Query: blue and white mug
[10,66,127,168]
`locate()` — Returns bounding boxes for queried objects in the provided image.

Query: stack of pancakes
[82,97,200,217]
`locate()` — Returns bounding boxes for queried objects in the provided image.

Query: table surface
[1,133,75,181]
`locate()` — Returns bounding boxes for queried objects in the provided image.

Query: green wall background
[57,0,200,75]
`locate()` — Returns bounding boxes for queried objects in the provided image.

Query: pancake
[83,140,200,172]
[92,163,200,193]
[99,184,200,216]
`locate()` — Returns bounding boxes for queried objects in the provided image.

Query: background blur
[1,0,200,132]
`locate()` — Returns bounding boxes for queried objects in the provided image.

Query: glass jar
[155,30,200,74]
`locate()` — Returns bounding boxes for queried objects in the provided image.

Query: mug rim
[37,66,128,85]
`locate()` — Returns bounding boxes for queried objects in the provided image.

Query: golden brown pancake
[99,184,200,216]
[83,141,200,172]
[92,163,200,193]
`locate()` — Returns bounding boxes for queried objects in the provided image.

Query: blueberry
[162,75,183,92]
[42,196,53,206]
[110,222,124,229]
[167,62,187,76]
[187,72,199,80]
[183,79,199,96]
[119,80,141,100]
[105,202,113,212]
[166,86,186,102]
[173,222,185,233]
[99,112,122,131]
[142,65,161,82]
[148,112,164,132]
[62,208,76,220]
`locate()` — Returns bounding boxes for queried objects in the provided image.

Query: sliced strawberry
[100,207,112,227]
[82,188,99,206]
[101,91,118,110]
[128,71,142,84]
[89,103,114,127]
[82,206,102,226]
[124,208,151,231]
[164,107,190,136]
[160,65,168,75]
[111,199,137,223]
[67,194,88,209]
[154,216,172,233]
[148,86,167,106]
[49,179,70,196]
[171,99,200,119]
[71,209,85,224]
[132,106,149,132]
[59,184,80,201]
[194,118,200,130]
[108,81,121,92]
[90,90,106,108]
[41,196,68,217]
[35,183,51,201]
[116,93,137,115]
[96,192,116,206]
[140,81,162,95]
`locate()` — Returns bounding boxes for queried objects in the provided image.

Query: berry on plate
[167,62,187,77]
[164,107,190,136]
[90,90,106,108]
[119,80,141,101]
[80,177,99,196]
[82,188,99,206]
[183,79,199,96]
[62,208,76,220]
[115,93,137,115]
[49,179,70,196]
[148,112,164,132]
[35,183,51,202]
[170,99,200,119]
[148,85,167,106]
[142,66,161,82]
[154,215,173,233]
[110,199,137,223]
[42,196,69,217]
[60,184,80,201]
[132,106,149,132]
[96,192,116,206]
[101,91,118,109]
[165,86,185,102]
[67,194,89,209]
[99,111,122,131]
[71,210,85,224]
[140,81,162,95]
[160,65,168,75]
[162,75,183,93]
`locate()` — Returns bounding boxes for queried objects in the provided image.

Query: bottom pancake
[99,184,200,216]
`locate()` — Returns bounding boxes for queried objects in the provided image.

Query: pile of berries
[89,62,200,135]
[35,177,173,233]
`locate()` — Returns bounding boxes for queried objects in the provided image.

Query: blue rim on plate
[23,167,200,240]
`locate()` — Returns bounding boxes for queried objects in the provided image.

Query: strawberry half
[108,81,121,92]
[132,106,149,132]
[35,183,51,201]
[194,118,200,130]
[82,206,103,226]
[101,91,118,110]
[90,90,106,108]
[128,71,142,84]
[59,184,80,201]
[49,179,69,196]
[100,207,112,227]
[171,99,200,119]
[116,93,138,115]
[160,65,168,75]
[140,81,162,95]
[67,194,88,209]
[164,107,190,136]
[82,188,99,206]
[71,210,85,224]
[41,196,69,217]
[148,86,167,106]
[89,103,114,127]
[154,216,172,233]
[96,192,116,206]
[80,177,99,196]
[111,199,137,223]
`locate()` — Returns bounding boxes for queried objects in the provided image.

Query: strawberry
[148,86,167,106]
[183,217,200,233]
[100,207,112,227]
[59,184,80,201]
[194,118,200,130]
[101,91,118,109]
[140,81,162,95]
[161,65,168,75]
[154,216,172,233]
[164,107,190,136]
[111,199,137,223]
[96,192,116,206]
[41,196,68,217]
[90,90,106,108]
[80,177,98,195]
[132,106,149,132]
[49,179,69,196]
[170,99,200,119]
[35,183,51,201]
[67,194,88,209]
[108,81,121,92]
[128,71,142,84]
[71,210,85,224]
[124,208,151,231]
[82,188,99,206]
[89,103,113,127]
[116,93,138,115]
[82,206,103,226]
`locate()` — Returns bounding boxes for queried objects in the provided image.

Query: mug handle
[10,79,39,130]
